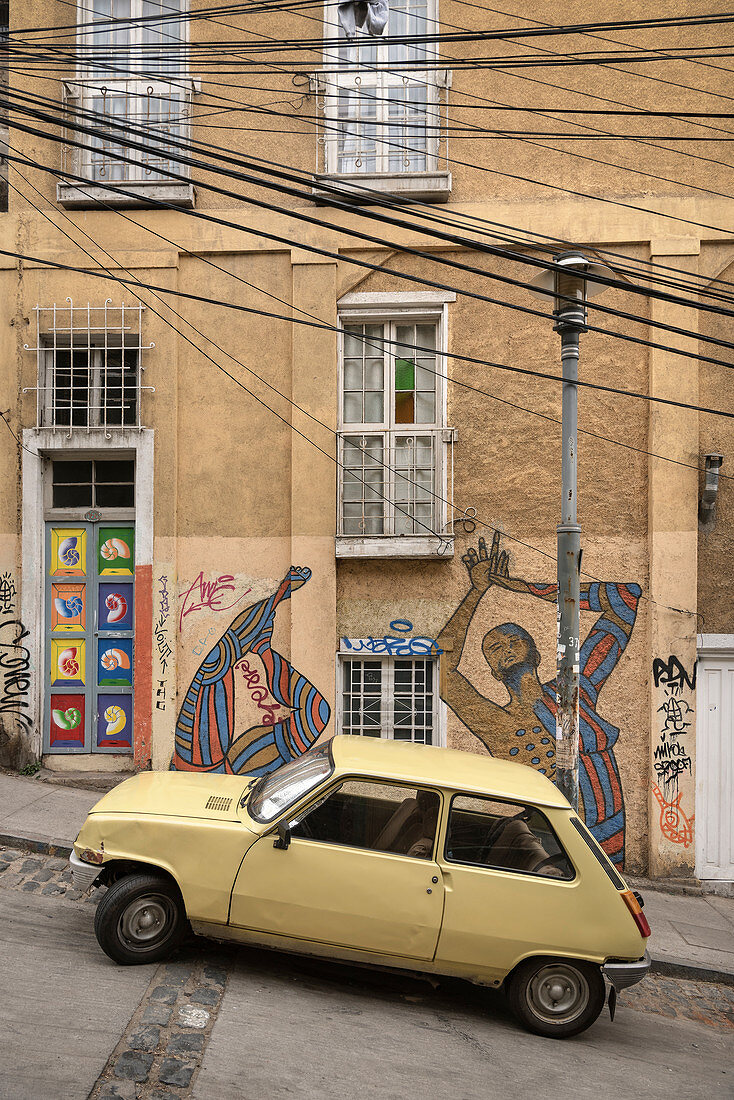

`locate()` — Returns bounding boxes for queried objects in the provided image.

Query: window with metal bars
[337,314,453,540]
[340,657,436,744]
[25,301,153,433]
[314,0,450,196]
[59,1,193,201]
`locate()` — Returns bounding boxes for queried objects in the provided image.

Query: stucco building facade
[1,0,733,885]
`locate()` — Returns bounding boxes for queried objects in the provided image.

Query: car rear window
[248,742,334,823]
[569,816,626,889]
[445,795,575,880]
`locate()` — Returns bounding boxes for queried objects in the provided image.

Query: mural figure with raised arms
[436,532,640,867]
[173,567,330,776]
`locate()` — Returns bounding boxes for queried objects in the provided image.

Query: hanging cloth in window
[338,0,389,38]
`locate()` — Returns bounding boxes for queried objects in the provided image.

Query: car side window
[445,795,574,880]
[290,780,440,859]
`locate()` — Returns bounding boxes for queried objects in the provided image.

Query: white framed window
[337,292,455,558]
[24,301,155,434]
[313,0,451,201]
[339,655,440,745]
[58,1,194,207]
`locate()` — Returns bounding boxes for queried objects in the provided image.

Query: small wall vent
[205,796,233,813]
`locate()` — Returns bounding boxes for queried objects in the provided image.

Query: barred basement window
[340,657,436,744]
[24,301,154,433]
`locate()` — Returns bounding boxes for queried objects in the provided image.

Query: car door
[230,779,444,960]
[435,794,579,981]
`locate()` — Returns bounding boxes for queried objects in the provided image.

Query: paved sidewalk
[1,770,732,984]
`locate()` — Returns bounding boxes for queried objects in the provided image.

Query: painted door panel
[44,522,134,754]
[230,837,443,959]
[696,659,734,881]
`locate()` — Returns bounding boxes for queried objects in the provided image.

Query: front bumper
[603,950,651,991]
[69,850,103,893]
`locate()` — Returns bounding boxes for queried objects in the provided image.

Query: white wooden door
[696,656,734,881]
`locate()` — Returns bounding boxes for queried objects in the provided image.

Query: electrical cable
[7,160,702,618]
[11,139,729,486]
[6,84,734,347]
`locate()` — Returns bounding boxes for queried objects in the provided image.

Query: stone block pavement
[1,770,733,986]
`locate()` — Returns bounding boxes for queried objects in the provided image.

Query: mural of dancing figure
[173,567,331,776]
[436,533,640,867]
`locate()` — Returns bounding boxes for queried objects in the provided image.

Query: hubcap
[527,964,589,1025]
[119,895,173,949]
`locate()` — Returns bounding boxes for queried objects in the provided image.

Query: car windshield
[248,741,334,824]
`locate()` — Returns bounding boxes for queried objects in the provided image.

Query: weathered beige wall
[1,1,733,877]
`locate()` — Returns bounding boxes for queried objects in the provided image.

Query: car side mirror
[273,821,291,850]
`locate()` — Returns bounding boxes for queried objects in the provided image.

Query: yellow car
[70,736,650,1039]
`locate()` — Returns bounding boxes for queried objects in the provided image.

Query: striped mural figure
[173,566,330,776]
[437,533,640,868]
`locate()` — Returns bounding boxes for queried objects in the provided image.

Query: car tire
[94,872,187,966]
[507,956,605,1039]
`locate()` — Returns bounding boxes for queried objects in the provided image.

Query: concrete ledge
[0,831,72,859]
[650,954,734,988]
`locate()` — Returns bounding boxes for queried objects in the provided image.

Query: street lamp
[530,251,611,810]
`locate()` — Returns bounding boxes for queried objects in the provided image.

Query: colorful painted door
[44,523,135,754]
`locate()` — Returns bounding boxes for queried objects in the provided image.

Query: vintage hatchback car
[71,736,650,1038]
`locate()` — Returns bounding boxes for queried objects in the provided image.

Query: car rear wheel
[94,872,187,965]
[507,957,605,1039]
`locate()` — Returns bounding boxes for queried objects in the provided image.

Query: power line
[11,143,726,486]
[8,161,703,618]
[7,84,734,349]
[4,203,734,424]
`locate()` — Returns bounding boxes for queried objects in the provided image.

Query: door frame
[21,430,154,762]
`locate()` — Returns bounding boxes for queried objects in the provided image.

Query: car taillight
[621,889,651,938]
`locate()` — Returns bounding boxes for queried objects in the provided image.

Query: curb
[0,831,73,859]
[649,955,734,988]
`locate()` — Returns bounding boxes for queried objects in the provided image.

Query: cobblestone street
[1,845,732,1100]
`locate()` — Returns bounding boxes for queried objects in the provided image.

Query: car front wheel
[94,872,187,965]
[507,957,605,1039]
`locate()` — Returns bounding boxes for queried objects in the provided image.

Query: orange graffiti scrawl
[652,784,695,848]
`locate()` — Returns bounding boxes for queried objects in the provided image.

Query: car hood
[87,770,255,823]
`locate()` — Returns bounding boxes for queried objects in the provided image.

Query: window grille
[24,300,155,435]
[314,0,449,180]
[61,1,192,193]
[340,657,436,744]
[337,317,454,538]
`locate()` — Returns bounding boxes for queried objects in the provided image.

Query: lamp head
[529,251,613,331]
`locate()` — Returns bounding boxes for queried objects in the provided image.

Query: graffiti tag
[238,659,282,727]
[156,679,167,712]
[652,783,695,848]
[652,655,695,837]
[0,618,32,731]
[342,622,443,657]
[179,573,252,632]
[0,572,16,615]
[653,655,697,693]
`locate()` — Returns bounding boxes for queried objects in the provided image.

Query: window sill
[336,535,454,559]
[312,171,452,205]
[57,180,195,209]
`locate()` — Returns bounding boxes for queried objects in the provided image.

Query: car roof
[329,736,570,809]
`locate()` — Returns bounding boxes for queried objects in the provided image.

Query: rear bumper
[603,950,651,991]
[69,850,103,893]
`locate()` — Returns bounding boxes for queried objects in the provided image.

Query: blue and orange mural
[436,532,640,868]
[172,567,330,776]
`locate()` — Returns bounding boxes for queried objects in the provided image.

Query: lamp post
[530,252,610,810]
